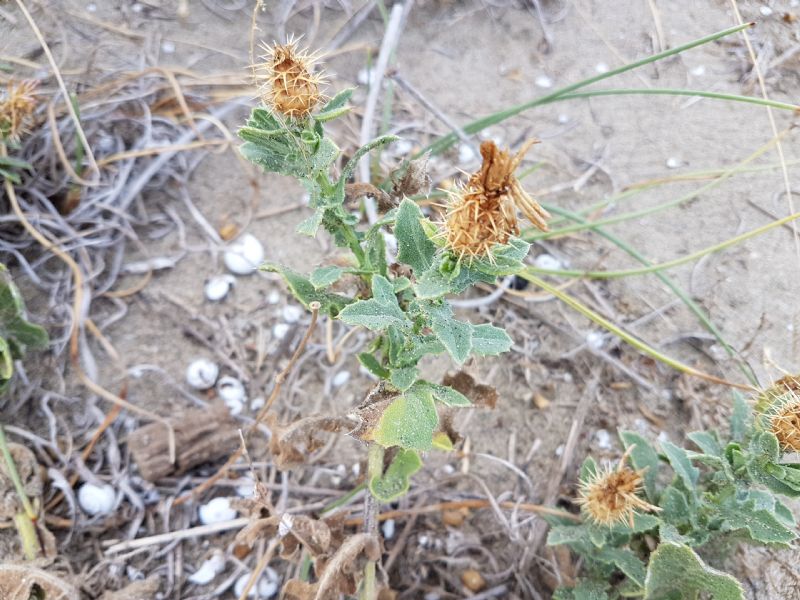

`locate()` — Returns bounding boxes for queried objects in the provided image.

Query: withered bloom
[765,391,800,452]
[258,39,324,119]
[577,450,660,527]
[441,140,550,260]
[0,80,38,143]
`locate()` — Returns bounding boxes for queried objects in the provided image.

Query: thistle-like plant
[237,42,548,596]
[546,380,800,600]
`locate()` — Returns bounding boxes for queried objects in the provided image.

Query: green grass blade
[554,88,799,112]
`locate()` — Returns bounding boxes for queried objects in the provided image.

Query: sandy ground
[1,0,800,598]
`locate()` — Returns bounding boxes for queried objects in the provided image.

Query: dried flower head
[758,386,800,452]
[257,39,324,119]
[577,448,660,527]
[0,80,38,143]
[440,140,550,260]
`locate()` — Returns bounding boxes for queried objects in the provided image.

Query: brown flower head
[577,448,660,527]
[258,39,325,119]
[0,80,38,143]
[758,387,800,452]
[441,140,550,260]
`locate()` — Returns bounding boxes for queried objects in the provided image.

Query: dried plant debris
[0,443,41,519]
[237,513,345,561]
[0,565,78,600]
[127,405,239,481]
[391,153,432,200]
[266,413,359,469]
[99,577,160,600]
[442,371,498,409]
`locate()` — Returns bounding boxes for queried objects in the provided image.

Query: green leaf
[373,383,438,450]
[469,236,531,276]
[315,88,353,122]
[730,391,751,443]
[4,318,48,352]
[390,366,418,391]
[470,323,512,356]
[333,135,398,203]
[309,266,344,289]
[369,448,422,502]
[687,431,723,457]
[296,208,324,236]
[0,273,49,359]
[547,523,592,546]
[358,352,389,379]
[0,337,13,392]
[661,440,699,494]
[338,275,409,330]
[659,486,691,526]
[718,492,796,545]
[595,547,646,588]
[425,303,472,364]
[261,264,352,317]
[421,382,472,407]
[395,199,436,274]
[644,542,744,600]
[619,431,660,501]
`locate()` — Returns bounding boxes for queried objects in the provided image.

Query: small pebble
[382,519,396,540]
[534,74,553,88]
[666,157,682,169]
[558,113,570,124]
[198,497,236,525]
[233,568,280,599]
[534,253,563,271]
[357,66,378,87]
[332,371,351,387]
[442,509,465,527]
[595,62,609,73]
[351,462,361,477]
[188,552,225,585]
[86,2,97,11]
[461,569,486,593]
[690,65,706,77]
[458,143,477,164]
[217,376,246,415]
[267,290,281,304]
[595,428,613,450]
[186,358,219,390]
[272,323,290,340]
[224,234,264,275]
[760,6,773,16]
[204,274,235,302]
[78,482,116,516]
[282,305,303,323]
[585,331,605,350]
[161,40,176,54]
[555,444,565,457]
[532,393,551,410]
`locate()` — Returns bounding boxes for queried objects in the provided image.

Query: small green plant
[237,41,549,596]
[546,377,800,600]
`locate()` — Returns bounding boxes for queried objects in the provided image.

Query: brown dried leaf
[0,565,78,600]
[0,443,41,519]
[100,577,160,600]
[391,153,432,199]
[237,513,342,561]
[349,383,399,443]
[442,371,498,409]
[266,413,358,469]
[345,182,393,212]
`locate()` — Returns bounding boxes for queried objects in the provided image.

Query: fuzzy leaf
[296,208,324,236]
[730,391,751,443]
[661,440,699,494]
[718,492,796,545]
[316,88,353,118]
[262,264,352,317]
[422,382,471,407]
[390,366,418,391]
[372,384,438,450]
[470,323,512,356]
[338,275,408,330]
[619,431,660,502]
[644,542,744,600]
[369,448,422,502]
[358,352,389,379]
[0,336,12,392]
[547,524,591,547]
[469,236,531,276]
[687,431,723,457]
[425,303,472,364]
[395,199,435,274]
[595,547,646,588]
[309,266,344,289]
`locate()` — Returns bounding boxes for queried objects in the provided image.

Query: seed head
[258,39,325,119]
[0,80,38,143]
[440,140,550,260]
[758,387,800,452]
[577,449,660,527]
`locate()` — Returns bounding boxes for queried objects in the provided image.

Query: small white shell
[234,568,280,599]
[282,305,303,324]
[198,497,237,525]
[534,74,553,88]
[272,323,290,340]
[224,234,265,275]
[585,331,605,350]
[250,397,266,412]
[382,518,396,540]
[217,376,246,415]
[665,157,682,169]
[458,143,477,165]
[204,275,235,302]
[594,429,613,450]
[267,290,281,304]
[188,551,226,585]
[533,253,563,271]
[595,62,609,73]
[235,476,255,498]
[78,482,116,516]
[186,358,219,390]
[332,371,350,387]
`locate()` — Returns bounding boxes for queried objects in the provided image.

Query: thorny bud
[577,448,660,527]
[258,39,324,119]
[440,140,550,260]
[0,80,38,143]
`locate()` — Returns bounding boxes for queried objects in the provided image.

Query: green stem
[361,443,385,600]
[0,425,41,559]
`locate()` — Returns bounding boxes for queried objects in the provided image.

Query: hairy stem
[361,443,385,600]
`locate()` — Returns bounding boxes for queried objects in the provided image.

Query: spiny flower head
[440,140,550,260]
[577,449,660,527]
[257,38,325,119]
[0,80,38,143]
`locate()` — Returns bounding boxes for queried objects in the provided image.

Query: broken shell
[382,518,396,540]
[234,568,280,598]
[198,497,237,525]
[186,358,219,390]
[282,305,303,323]
[188,551,226,585]
[204,274,235,301]
[224,233,265,275]
[332,371,350,387]
[217,376,246,415]
[272,323,290,340]
[78,482,116,516]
